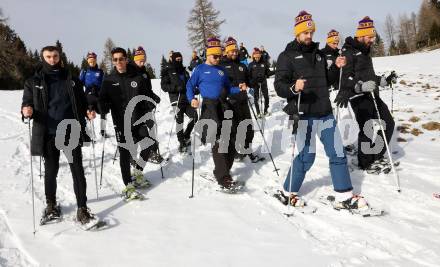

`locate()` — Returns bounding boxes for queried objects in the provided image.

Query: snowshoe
[325,195,384,217]
[434,193,440,200]
[264,111,271,116]
[76,207,107,231]
[131,169,151,189]
[40,202,62,225]
[122,183,145,201]
[148,152,164,164]
[273,190,305,207]
[178,142,188,154]
[218,175,245,194]
[248,153,265,163]
[344,144,357,156]
[234,154,246,162]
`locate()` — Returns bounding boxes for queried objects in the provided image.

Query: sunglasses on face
[212,55,221,59]
[112,57,126,62]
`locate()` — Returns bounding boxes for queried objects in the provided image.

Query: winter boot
[76,206,95,225]
[131,168,151,189]
[122,183,144,200]
[148,151,164,164]
[333,194,368,211]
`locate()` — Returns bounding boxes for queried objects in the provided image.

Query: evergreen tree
[102,38,115,73]
[80,57,88,70]
[187,0,225,52]
[372,34,386,57]
[397,34,410,54]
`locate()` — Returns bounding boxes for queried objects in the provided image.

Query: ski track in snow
[1,51,440,266]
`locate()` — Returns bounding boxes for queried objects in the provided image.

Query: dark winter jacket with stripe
[340,37,382,99]
[248,60,274,89]
[99,64,158,141]
[22,66,90,156]
[274,40,340,117]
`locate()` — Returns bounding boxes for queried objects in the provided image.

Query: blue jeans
[283,114,353,193]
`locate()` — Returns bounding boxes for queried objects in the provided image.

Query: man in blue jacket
[79,52,107,137]
[187,37,248,190]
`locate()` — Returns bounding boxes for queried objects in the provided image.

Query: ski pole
[89,120,99,200]
[189,95,201,198]
[391,83,394,115]
[247,96,280,176]
[259,82,266,134]
[370,92,401,193]
[99,126,107,188]
[152,108,164,179]
[26,118,36,235]
[112,148,118,164]
[39,157,43,179]
[287,93,301,212]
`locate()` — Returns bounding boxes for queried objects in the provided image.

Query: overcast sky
[2,0,422,72]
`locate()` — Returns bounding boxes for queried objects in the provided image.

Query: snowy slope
[0,49,440,266]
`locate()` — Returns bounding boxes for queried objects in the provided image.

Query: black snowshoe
[40,202,62,225]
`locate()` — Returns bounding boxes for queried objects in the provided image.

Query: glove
[379,76,388,87]
[153,95,161,104]
[248,87,255,97]
[386,71,397,86]
[354,80,376,93]
[334,90,352,108]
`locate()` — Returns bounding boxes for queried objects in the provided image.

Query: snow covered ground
[0,50,439,266]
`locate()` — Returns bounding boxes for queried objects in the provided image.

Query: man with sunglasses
[132,46,163,164]
[220,37,263,163]
[98,47,158,200]
[335,17,396,173]
[161,51,197,153]
[186,37,247,190]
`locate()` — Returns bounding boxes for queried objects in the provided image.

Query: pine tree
[146,63,156,79]
[372,34,386,57]
[127,47,133,61]
[187,0,225,52]
[80,57,88,70]
[429,21,440,43]
[388,39,399,56]
[397,34,410,54]
[102,38,115,73]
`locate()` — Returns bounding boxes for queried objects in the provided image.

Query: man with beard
[186,37,247,190]
[98,47,158,200]
[161,51,198,153]
[132,46,163,164]
[79,52,107,138]
[22,45,97,225]
[335,17,396,173]
[220,37,263,163]
[248,47,274,117]
[274,11,370,211]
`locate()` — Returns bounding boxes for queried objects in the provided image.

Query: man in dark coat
[161,52,198,153]
[335,17,396,172]
[274,11,369,211]
[22,45,96,225]
[98,47,159,200]
[248,47,275,117]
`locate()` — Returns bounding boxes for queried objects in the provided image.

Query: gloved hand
[354,80,376,93]
[248,87,255,96]
[386,71,398,86]
[334,90,352,108]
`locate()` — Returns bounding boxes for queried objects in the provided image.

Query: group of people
[20,10,398,226]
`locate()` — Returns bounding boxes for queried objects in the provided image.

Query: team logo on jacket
[261,64,264,67]
[218,70,224,76]
[142,74,148,79]
[239,66,244,72]
[95,73,100,77]
[71,81,76,87]
[327,59,334,69]
[131,81,138,88]
[316,54,322,62]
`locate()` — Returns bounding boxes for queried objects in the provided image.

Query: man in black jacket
[249,47,274,117]
[321,29,341,90]
[335,17,396,172]
[221,37,262,162]
[274,11,369,211]
[21,46,96,225]
[132,46,163,164]
[161,52,198,153]
[98,47,159,200]
[188,50,203,72]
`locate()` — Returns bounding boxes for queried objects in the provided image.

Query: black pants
[175,102,198,143]
[232,97,254,155]
[254,81,269,114]
[43,135,87,208]
[212,137,236,182]
[351,95,395,169]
